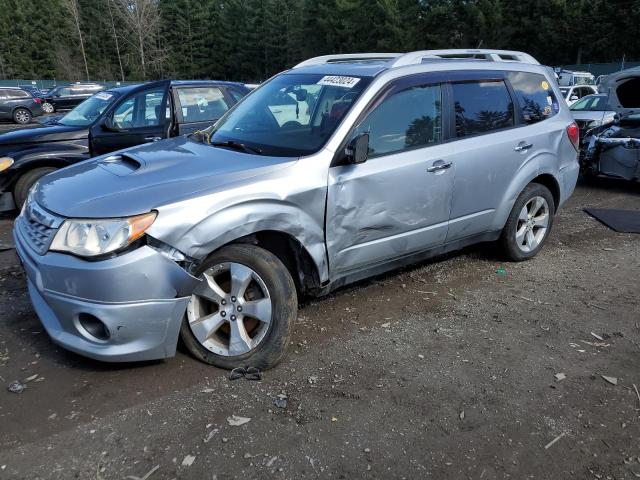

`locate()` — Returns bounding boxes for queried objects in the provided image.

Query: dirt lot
[0,176,639,480]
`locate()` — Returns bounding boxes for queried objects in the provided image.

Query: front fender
[151,199,329,283]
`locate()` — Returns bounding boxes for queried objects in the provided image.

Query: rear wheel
[180,244,297,370]
[42,102,54,114]
[13,108,31,124]
[499,183,555,261]
[13,167,58,209]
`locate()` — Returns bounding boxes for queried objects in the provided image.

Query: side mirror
[345,133,369,164]
[101,116,119,132]
[294,89,308,102]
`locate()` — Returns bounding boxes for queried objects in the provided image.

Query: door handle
[145,136,161,142]
[427,161,453,173]
[514,142,533,152]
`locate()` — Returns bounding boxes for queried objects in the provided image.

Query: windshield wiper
[210,140,263,155]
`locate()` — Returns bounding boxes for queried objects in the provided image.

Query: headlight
[50,211,157,257]
[0,157,14,172]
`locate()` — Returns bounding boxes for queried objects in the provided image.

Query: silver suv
[14,50,580,369]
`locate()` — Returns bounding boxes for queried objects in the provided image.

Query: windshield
[58,91,118,126]
[570,95,608,111]
[205,73,372,156]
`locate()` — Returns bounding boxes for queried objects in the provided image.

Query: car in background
[0,87,44,125]
[18,85,48,99]
[0,79,250,211]
[579,67,640,180]
[42,83,105,113]
[560,85,598,106]
[557,69,595,87]
[12,49,579,369]
[570,94,617,137]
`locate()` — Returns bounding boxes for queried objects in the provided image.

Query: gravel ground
[0,178,639,479]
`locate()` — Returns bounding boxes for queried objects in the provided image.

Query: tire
[499,183,555,261]
[180,244,297,370]
[13,108,32,125]
[42,102,54,114]
[13,167,58,209]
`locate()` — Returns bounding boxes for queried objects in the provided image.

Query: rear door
[445,70,561,241]
[445,72,525,240]
[173,85,232,135]
[89,80,170,156]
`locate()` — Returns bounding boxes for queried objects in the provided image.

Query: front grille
[17,202,63,255]
[20,217,57,255]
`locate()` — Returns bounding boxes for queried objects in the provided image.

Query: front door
[89,81,170,156]
[326,80,454,275]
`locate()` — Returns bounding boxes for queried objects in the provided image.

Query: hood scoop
[97,154,142,176]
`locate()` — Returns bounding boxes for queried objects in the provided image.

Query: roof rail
[389,49,540,67]
[293,53,401,68]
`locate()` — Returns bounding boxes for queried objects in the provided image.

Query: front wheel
[180,244,297,370]
[499,183,555,261]
[13,108,32,124]
[13,167,58,209]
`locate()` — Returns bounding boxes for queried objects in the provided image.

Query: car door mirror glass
[346,133,369,164]
[102,116,119,132]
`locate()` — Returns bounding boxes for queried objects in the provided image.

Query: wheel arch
[492,161,563,232]
[227,230,324,296]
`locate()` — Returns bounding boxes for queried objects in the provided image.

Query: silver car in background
[14,50,580,369]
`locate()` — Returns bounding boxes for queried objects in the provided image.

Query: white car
[560,85,598,106]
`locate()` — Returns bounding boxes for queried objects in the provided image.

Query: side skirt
[317,231,501,296]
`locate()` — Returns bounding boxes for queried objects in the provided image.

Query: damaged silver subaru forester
[13,50,580,369]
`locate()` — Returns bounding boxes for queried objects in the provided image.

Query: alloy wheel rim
[16,111,29,123]
[515,196,549,253]
[187,262,272,357]
[43,103,53,113]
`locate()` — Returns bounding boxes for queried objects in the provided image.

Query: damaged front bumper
[13,218,200,362]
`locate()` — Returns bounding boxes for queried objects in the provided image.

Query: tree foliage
[0,0,639,82]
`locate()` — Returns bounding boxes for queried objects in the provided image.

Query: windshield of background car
[207,73,372,156]
[560,87,569,97]
[570,95,608,111]
[58,91,118,126]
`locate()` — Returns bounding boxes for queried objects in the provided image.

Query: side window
[352,83,442,157]
[58,87,72,96]
[507,71,559,124]
[177,87,229,123]
[112,88,165,129]
[452,80,514,137]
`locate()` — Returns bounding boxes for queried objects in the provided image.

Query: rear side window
[177,87,230,123]
[452,81,514,137]
[507,72,559,124]
[4,89,29,98]
[352,83,442,157]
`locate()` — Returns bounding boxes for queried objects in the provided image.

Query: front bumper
[14,220,199,362]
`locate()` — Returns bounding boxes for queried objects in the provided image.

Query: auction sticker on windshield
[317,76,361,88]
[95,92,113,100]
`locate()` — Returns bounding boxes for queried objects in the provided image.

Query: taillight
[567,122,580,151]
[33,97,42,104]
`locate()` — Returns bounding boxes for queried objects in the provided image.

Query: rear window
[452,80,514,137]
[507,72,559,124]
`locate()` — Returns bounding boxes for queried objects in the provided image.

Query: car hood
[0,124,88,146]
[34,136,298,218]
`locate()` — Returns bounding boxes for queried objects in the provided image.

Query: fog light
[78,313,110,340]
